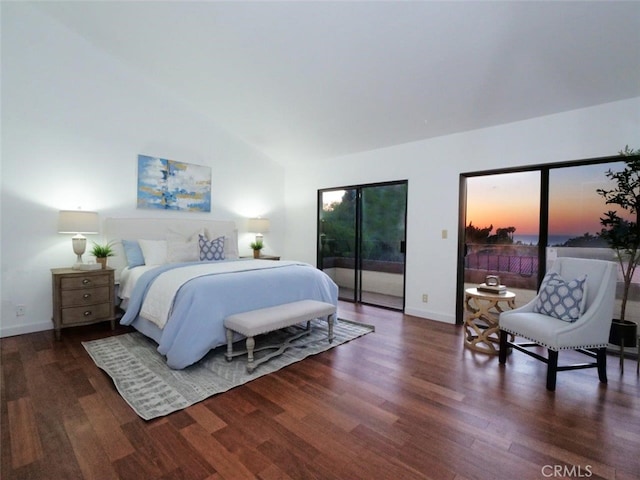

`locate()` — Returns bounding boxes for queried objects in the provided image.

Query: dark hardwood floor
[2,302,638,480]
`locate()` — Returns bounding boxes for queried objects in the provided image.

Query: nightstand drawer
[61,303,112,325]
[61,274,110,290]
[60,286,110,307]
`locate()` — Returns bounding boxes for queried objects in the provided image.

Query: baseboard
[404,307,455,324]
[0,321,51,338]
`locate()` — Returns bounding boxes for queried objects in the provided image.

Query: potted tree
[90,241,116,269]
[250,240,263,259]
[596,145,639,368]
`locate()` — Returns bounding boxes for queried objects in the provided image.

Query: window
[457,155,639,334]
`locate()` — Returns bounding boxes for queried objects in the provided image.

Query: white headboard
[104,217,238,279]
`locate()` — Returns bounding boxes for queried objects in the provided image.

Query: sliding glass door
[318,181,407,310]
[463,172,541,310]
[319,188,358,302]
[547,162,638,327]
[360,183,407,308]
[458,156,639,345]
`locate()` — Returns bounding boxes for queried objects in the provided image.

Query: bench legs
[244,328,311,373]
[225,328,234,361]
[225,313,336,373]
[224,331,260,372]
[328,313,335,343]
[246,336,256,371]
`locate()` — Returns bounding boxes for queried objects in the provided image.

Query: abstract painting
[137,155,211,212]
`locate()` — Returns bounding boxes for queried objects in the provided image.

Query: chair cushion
[533,272,587,322]
[500,311,574,349]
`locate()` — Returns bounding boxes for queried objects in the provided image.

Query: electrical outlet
[16,305,25,316]
[422,294,428,303]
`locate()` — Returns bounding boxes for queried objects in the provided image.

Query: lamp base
[71,241,88,270]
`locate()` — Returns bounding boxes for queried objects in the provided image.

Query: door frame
[317,179,408,310]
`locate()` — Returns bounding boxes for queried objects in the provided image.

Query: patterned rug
[83,318,374,420]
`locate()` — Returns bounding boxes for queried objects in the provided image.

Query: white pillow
[206,228,239,259]
[224,233,239,259]
[138,239,167,265]
[166,237,199,263]
[166,231,200,263]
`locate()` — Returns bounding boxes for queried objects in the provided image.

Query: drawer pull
[83,310,92,317]
[82,279,91,285]
[83,293,91,299]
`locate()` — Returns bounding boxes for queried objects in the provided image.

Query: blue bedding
[121,260,338,369]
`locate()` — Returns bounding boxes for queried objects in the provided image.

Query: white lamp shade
[247,217,270,234]
[58,210,99,234]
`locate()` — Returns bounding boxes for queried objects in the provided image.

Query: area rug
[83,318,374,420]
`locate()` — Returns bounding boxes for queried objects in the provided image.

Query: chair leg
[546,350,558,391]
[597,347,608,384]
[498,330,508,364]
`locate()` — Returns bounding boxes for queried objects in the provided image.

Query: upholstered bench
[224,299,337,372]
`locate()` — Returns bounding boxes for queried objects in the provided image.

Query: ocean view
[513,234,575,246]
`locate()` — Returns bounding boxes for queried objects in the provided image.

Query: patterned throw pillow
[533,272,587,322]
[199,234,225,261]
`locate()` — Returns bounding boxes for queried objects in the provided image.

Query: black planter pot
[609,319,638,347]
[609,319,638,374]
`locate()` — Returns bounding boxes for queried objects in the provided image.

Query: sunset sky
[466,162,628,237]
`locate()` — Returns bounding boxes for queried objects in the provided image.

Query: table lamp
[58,210,99,269]
[247,217,270,244]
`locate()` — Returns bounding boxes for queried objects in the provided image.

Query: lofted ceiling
[34,1,640,165]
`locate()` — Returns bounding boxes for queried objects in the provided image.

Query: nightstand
[51,267,117,340]
[241,255,281,261]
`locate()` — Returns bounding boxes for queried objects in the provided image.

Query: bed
[105,218,338,369]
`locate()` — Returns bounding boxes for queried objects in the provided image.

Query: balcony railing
[465,252,538,277]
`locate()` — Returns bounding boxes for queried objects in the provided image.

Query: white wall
[0,4,285,337]
[284,98,640,323]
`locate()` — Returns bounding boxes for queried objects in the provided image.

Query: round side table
[464,287,516,355]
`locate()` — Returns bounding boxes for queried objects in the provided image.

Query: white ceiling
[35,1,640,165]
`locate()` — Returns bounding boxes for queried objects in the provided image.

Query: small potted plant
[596,145,639,363]
[250,240,263,259]
[90,241,116,269]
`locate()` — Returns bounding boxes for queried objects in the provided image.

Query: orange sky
[466,163,628,237]
[466,172,540,234]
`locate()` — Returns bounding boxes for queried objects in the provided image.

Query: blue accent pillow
[122,239,145,268]
[199,234,225,261]
[533,272,587,322]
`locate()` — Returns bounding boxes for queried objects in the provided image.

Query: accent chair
[498,257,617,391]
